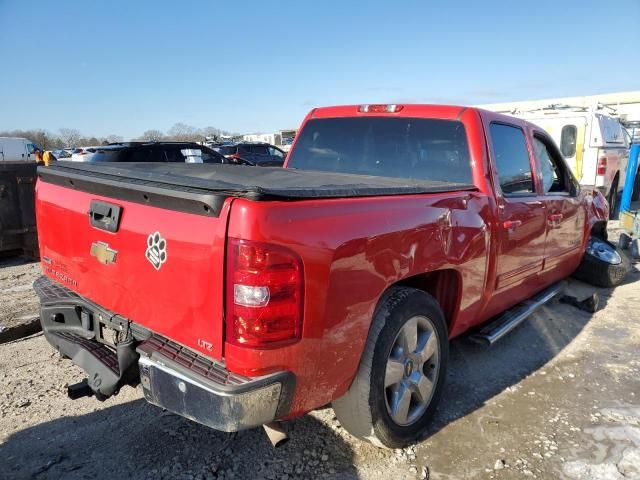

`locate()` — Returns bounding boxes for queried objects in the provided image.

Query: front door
[531,132,586,271]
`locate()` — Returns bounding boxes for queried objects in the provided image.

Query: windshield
[287,117,472,184]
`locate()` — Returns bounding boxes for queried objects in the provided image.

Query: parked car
[70,142,227,164]
[0,137,41,162]
[34,104,623,449]
[52,149,71,159]
[512,106,633,218]
[215,142,286,166]
[70,146,99,162]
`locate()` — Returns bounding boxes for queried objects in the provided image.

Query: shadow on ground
[427,267,639,438]
[0,398,359,480]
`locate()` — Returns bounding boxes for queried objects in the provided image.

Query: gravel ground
[0,256,40,332]
[0,230,639,479]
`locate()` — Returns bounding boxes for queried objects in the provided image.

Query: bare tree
[201,126,221,140]
[58,128,82,147]
[82,137,100,146]
[167,123,200,142]
[141,129,164,142]
[104,134,124,144]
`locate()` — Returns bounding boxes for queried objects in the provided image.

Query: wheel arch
[392,268,461,335]
[333,270,460,403]
[590,220,608,241]
[586,187,610,243]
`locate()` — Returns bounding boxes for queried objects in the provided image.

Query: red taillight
[226,238,303,348]
[358,104,404,113]
[597,155,607,176]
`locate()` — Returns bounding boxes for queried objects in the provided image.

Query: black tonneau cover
[39,162,476,217]
[44,162,475,198]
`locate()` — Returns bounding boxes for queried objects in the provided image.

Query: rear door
[485,120,547,292]
[249,144,270,163]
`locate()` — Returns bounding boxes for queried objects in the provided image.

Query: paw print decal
[146,232,167,271]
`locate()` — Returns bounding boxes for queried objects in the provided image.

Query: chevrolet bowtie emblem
[90,241,118,265]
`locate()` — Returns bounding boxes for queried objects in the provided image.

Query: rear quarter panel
[225,192,492,416]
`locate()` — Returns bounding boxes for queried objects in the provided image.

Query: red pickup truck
[34,105,624,448]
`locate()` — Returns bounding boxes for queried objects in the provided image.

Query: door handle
[88,200,122,233]
[503,220,522,230]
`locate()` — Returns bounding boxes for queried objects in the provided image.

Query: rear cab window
[287,117,473,184]
[488,123,535,196]
[560,125,577,157]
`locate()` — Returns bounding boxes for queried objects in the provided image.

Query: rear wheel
[332,287,448,448]
[573,237,629,287]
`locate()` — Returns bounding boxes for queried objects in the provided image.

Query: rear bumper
[138,337,294,431]
[34,275,294,431]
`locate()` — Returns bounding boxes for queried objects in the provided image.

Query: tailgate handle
[88,200,122,233]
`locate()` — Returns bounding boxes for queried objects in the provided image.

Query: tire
[332,287,448,449]
[608,179,619,220]
[573,237,630,288]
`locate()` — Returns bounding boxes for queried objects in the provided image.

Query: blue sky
[1,0,639,139]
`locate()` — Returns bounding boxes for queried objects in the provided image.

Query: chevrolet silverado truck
[33,104,626,448]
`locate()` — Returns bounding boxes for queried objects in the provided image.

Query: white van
[513,107,631,217]
[0,137,41,162]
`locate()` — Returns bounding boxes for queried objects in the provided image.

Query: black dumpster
[0,162,38,257]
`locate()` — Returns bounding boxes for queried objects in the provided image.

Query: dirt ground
[0,233,639,479]
[0,256,41,332]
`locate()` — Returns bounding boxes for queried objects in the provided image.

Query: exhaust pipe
[263,422,289,448]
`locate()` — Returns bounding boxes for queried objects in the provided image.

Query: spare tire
[573,237,629,287]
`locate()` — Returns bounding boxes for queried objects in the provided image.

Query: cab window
[489,123,534,196]
[533,135,570,194]
[560,125,577,158]
[269,146,284,159]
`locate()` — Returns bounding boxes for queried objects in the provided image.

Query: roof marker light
[358,104,404,113]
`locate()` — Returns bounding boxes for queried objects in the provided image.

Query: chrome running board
[470,281,566,346]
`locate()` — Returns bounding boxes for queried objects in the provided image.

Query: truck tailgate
[35,175,231,360]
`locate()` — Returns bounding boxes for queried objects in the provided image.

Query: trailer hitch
[67,379,94,400]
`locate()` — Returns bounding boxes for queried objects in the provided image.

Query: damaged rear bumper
[138,336,294,431]
[34,275,294,431]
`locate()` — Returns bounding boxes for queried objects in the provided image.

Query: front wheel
[332,287,448,448]
[573,237,629,287]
